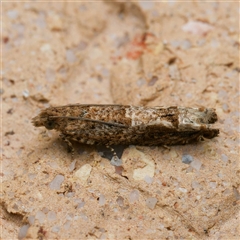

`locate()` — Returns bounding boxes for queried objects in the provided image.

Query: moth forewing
[32,104,219,155]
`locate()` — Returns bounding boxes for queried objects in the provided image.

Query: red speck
[162,182,167,187]
[115,166,124,175]
[126,33,156,60]
[3,36,9,43]
[126,50,143,60]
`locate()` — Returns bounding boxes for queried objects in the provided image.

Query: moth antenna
[49,116,127,128]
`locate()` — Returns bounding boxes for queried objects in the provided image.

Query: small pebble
[136,78,146,87]
[179,187,187,193]
[223,188,231,196]
[22,89,29,98]
[28,216,35,225]
[182,154,193,164]
[7,10,19,19]
[35,211,45,224]
[74,164,92,183]
[49,175,65,190]
[146,197,158,210]
[77,201,85,208]
[40,43,52,52]
[110,155,122,166]
[66,49,76,63]
[129,189,139,204]
[221,154,228,163]
[209,181,217,189]
[116,196,124,207]
[190,159,202,171]
[63,220,71,230]
[69,159,77,172]
[182,20,213,35]
[99,194,106,206]
[47,211,56,221]
[144,175,153,184]
[18,225,29,239]
[148,76,158,86]
[181,39,192,49]
[51,225,60,233]
[191,181,201,189]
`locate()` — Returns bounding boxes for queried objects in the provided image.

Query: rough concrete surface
[1,1,239,239]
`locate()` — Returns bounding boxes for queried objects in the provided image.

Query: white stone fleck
[18,224,29,239]
[179,187,188,193]
[36,191,43,200]
[63,220,71,230]
[223,188,231,196]
[22,89,29,98]
[209,181,217,189]
[129,189,139,204]
[35,211,45,224]
[51,225,60,233]
[69,159,77,172]
[74,164,92,183]
[144,175,153,184]
[49,175,65,190]
[47,14,63,30]
[47,211,56,221]
[28,215,35,225]
[7,10,19,19]
[116,196,124,207]
[192,181,201,189]
[190,158,202,171]
[28,173,37,180]
[128,148,155,181]
[221,154,228,163]
[99,194,106,206]
[158,223,165,230]
[66,49,76,63]
[40,43,52,52]
[77,200,85,208]
[146,197,158,210]
[196,195,201,200]
[182,21,213,35]
[80,212,88,221]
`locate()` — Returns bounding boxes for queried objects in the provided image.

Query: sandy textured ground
[1,1,239,239]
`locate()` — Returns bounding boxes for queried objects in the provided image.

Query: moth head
[44,118,56,130]
[203,128,219,139]
[32,110,57,130]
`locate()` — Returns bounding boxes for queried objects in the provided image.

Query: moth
[32,104,219,154]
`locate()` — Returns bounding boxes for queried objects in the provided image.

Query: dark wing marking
[49,116,128,128]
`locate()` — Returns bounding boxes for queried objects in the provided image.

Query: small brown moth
[32,104,219,154]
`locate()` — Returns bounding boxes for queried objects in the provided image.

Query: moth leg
[163,145,170,150]
[60,134,74,158]
[106,145,117,158]
[105,145,123,166]
[198,135,204,142]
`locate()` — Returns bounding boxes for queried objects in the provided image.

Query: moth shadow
[62,139,127,161]
[96,145,127,161]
